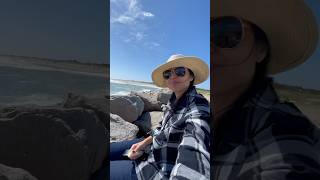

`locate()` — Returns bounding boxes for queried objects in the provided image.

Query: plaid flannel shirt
[213,78,320,180]
[135,86,210,180]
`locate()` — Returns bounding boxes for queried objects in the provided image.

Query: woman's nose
[169,71,178,79]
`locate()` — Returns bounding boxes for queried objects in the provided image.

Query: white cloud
[126,32,146,41]
[111,0,160,49]
[111,0,154,25]
[142,12,154,17]
[134,32,144,41]
[150,42,160,47]
[114,15,135,24]
[122,32,146,43]
[144,42,161,49]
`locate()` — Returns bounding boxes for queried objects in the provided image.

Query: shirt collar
[166,85,197,112]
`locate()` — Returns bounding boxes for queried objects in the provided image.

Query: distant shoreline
[0,55,108,78]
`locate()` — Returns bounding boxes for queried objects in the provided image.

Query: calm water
[0,66,106,105]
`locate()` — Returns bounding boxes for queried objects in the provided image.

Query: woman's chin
[170,86,188,93]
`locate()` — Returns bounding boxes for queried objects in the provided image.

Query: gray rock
[157,89,172,105]
[0,106,108,180]
[133,111,163,135]
[130,91,162,112]
[61,93,108,126]
[0,163,38,180]
[110,95,144,123]
[110,113,139,142]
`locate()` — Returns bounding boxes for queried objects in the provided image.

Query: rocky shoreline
[1,80,318,179]
[0,93,108,180]
[0,87,177,180]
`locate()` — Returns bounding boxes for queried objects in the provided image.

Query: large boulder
[110,113,139,142]
[130,91,162,112]
[0,106,108,180]
[130,89,172,112]
[110,95,144,123]
[133,111,163,136]
[0,163,37,180]
[61,93,107,126]
[157,89,172,105]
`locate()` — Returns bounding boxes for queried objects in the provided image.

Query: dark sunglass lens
[212,17,242,48]
[163,70,172,79]
[174,67,186,77]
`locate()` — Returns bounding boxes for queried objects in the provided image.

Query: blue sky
[110,0,320,91]
[0,0,107,63]
[110,0,210,89]
[0,0,318,90]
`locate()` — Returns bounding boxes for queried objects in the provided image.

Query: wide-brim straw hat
[152,54,209,88]
[211,0,319,74]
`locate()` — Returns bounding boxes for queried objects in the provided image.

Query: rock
[130,91,162,112]
[110,113,139,142]
[133,111,163,135]
[0,106,108,180]
[61,93,107,126]
[157,89,172,105]
[110,95,144,123]
[0,163,38,180]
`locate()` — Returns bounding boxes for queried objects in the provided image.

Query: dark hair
[188,69,195,87]
[251,23,271,82]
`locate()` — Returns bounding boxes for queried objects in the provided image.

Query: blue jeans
[92,138,143,180]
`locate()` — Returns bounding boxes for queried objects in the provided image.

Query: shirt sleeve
[169,112,211,180]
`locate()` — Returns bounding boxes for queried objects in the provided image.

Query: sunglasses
[163,67,186,80]
[211,17,244,48]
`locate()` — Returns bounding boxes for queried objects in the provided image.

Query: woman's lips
[169,80,181,85]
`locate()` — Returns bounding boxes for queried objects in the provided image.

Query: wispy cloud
[123,31,146,42]
[111,0,154,25]
[144,42,160,49]
[111,0,160,48]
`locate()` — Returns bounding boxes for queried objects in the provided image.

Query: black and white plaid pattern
[135,86,210,180]
[213,78,320,180]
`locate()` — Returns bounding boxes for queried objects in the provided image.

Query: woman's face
[211,17,267,114]
[164,67,194,94]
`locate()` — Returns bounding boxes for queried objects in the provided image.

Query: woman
[211,0,320,179]
[108,54,210,180]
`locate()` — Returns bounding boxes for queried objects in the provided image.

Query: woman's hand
[128,141,146,160]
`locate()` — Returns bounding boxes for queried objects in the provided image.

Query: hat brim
[212,0,319,74]
[152,57,209,88]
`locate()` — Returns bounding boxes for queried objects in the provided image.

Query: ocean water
[0,66,160,105]
[0,66,107,105]
[110,79,160,95]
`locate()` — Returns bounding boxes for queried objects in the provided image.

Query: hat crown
[167,54,185,63]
